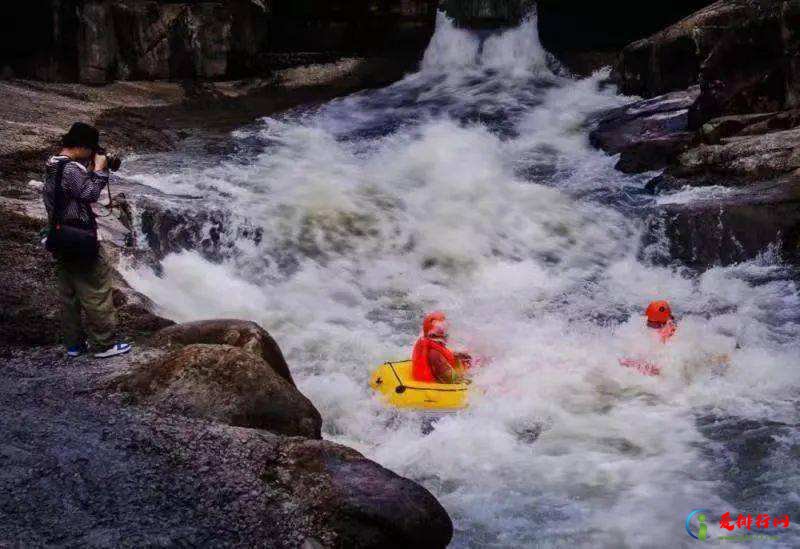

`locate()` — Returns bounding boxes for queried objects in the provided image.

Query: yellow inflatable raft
[369,360,469,411]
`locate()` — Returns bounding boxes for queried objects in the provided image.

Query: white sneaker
[94,343,132,359]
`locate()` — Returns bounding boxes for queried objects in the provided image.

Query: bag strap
[52,159,70,226]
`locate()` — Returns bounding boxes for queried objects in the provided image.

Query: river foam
[122,11,800,548]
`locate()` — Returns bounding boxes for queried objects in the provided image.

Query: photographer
[43,122,131,359]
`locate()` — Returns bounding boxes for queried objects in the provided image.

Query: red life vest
[411,336,457,382]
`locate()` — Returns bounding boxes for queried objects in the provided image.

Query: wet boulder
[115,343,322,438]
[590,87,700,173]
[150,319,295,386]
[271,438,454,548]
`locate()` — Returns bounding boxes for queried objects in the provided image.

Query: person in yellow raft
[411,311,472,383]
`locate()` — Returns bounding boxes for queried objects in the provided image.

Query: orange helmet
[646,300,672,324]
[422,311,447,337]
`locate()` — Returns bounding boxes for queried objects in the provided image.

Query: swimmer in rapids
[645,300,677,343]
[619,300,677,376]
[411,311,472,383]
[621,300,730,375]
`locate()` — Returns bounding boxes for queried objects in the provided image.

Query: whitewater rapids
[122,13,800,548]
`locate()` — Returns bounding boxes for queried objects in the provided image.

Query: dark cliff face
[1,0,439,84]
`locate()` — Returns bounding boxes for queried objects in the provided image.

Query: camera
[95,147,122,172]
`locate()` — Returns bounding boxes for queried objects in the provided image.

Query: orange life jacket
[411,336,457,382]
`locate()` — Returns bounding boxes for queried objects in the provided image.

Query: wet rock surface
[132,194,263,261]
[590,87,700,173]
[0,346,452,547]
[654,177,800,268]
[675,127,800,180]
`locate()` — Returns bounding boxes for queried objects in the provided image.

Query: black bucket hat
[61,122,100,150]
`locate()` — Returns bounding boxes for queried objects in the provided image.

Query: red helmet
[646,300,672,324]
[422,311,447,337]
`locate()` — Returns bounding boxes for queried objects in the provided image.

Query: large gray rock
[115,343,322,438]
[78,1,238,83]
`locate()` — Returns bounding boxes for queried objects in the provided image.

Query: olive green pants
[54,251,116,349]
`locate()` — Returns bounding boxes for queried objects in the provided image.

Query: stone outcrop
[115,320,320,438]
[0,203,172,346]
[614,0,800,127]
[2,0,439,84]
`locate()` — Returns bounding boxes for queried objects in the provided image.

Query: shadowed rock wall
[1,0,439,84]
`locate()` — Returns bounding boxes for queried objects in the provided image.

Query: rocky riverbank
[0,60,454,547]
[0,321,452,547]
[591,0,800,269]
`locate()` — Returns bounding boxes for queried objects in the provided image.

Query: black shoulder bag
[46,160,100,261]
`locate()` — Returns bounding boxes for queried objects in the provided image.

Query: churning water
[122,13,800,548]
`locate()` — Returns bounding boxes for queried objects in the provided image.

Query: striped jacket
[43,155,108,229]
